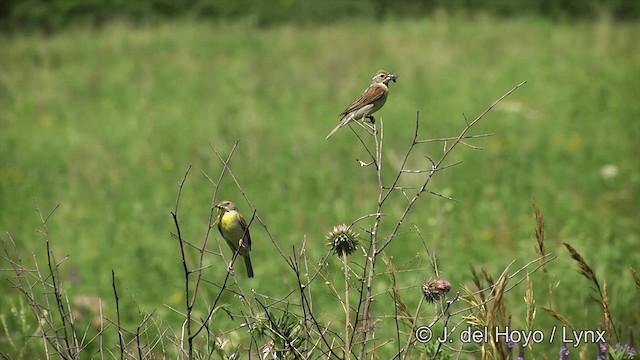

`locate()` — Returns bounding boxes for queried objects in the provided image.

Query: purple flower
[517,346,525,360]
[599,341,607,352]
[597,341,607,360]
[69,264,81,284]
[559,343,570,360]
[506,337,515,358]
[613,343,636,355]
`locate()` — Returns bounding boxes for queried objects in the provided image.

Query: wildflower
[613,343,636,356]
[559,343,570,360]
[600,164,618,180]
[597,341,607,360]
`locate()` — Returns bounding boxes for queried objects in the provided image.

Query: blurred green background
[2,0,640,32]
[1,0,639,358]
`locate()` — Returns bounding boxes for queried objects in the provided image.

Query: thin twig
[379,81,527,254]
[171,165,193,358]
[415,133,493,144]
[112,270,125,360]
[36,201,76,360]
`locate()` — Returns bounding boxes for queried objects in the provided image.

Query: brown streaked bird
[215,200,254,278]
[326,69,398,139]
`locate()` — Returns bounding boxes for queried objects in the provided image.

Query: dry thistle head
[422,278,452,303]
[326,224,360,257]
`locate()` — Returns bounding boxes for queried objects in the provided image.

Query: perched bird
[215,200,254,278]
[326,69,398,139]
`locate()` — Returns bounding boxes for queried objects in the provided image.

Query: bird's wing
[238,212,252,250]
[216,214,223,236]
[340,84,386,116]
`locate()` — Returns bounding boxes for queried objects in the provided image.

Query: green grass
[1,14,639,358]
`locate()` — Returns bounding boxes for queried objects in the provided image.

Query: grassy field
[1,14,639,358]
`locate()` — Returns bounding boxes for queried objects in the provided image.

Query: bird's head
[372,70,398,85]
[215,200,238,212]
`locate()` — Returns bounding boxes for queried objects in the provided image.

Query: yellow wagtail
[326,69,398,140]
[215,200,254,278]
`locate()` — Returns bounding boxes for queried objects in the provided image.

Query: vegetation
[2,0,640,32]
[1,14,638,358]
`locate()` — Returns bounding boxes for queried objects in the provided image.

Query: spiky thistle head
[422,278,452,303]
[326,224,360,257]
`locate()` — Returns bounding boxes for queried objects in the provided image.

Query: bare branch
[112,270,125,360]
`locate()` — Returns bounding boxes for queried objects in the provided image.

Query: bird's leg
[362,121,375,135]
[366,115,375,124]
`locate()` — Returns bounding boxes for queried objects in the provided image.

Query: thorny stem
[379,81,527,254]
[359,120,385,359]
[289,252,342,359]
[343,252,351,358]
[192,211,257,339]
[432,293,460,357]
[112,270,125,360]
[356,81,526,358]
[37,203,77,360]
[192,142,239,308]
[171,165,193,358]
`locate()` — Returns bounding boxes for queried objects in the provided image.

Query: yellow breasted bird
[326,69,398,139]
[215,200,254,278]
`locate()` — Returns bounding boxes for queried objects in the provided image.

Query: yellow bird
[215,200,254,278]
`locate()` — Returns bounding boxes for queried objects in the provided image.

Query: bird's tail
[325,124,343,140]
[325,116,351,140]
[243,255,254,278]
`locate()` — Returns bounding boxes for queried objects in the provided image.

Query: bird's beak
[388,74,398,83]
